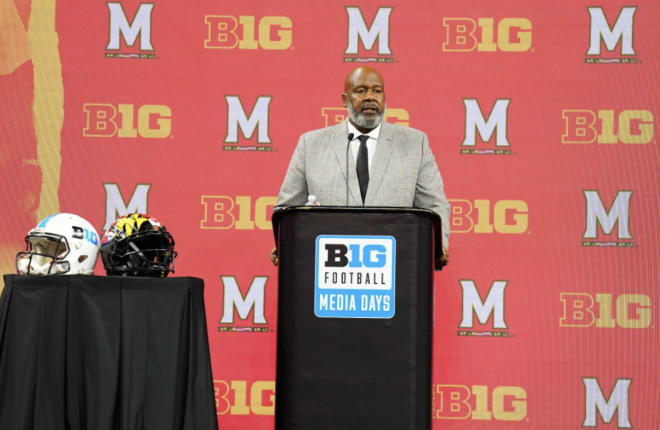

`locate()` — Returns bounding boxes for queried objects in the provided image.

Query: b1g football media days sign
[314,235,395,319]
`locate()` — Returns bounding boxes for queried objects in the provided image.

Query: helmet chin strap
[35,262,57,275]
[20,259,54,275]
[16,258,30,275]
[17,257,70,275]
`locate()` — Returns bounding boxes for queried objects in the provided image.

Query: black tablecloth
[0,275,218,430]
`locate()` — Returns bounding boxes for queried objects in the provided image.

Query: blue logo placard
[314,235,395,319]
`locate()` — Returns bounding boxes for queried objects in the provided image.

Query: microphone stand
[345,133,354,206]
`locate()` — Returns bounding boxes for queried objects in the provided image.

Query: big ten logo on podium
[200,195,277,230]
[83,103,172,139]
[449,199,528,234]
[105,2,156,59]
[442,16,532,52]
[214,379,275,416]
[562,109,654,144]
[204,14,292,50]
[582,377,633,428]
[586,6,638,64]
[343,6,393,62]
[461,99,512,155]
[458,280,509,337]
[103,183,151,230]
[582,190,634,247]
[560,292,651,329]
[321,107,409,127]
[315,235,395,319]
[218,275,270,333]
[223,96,273,151]
[433,384,527,421]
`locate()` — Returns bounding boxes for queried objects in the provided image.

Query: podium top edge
[272,205,439,219]
[271,206,441,235]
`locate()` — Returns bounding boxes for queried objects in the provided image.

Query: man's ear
[341,93,347,107]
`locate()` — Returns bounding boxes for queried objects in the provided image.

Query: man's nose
[363,89,378,100]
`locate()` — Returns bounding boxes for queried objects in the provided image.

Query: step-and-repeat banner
[1,0,658,428]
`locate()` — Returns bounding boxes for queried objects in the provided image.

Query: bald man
[274,66,450,266]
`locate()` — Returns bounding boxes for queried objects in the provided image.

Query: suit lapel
[330,123,361,205]
[365,122,394,205]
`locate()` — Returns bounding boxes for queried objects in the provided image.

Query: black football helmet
[100,213,176,277]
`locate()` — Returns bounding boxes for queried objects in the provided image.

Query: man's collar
[347,119,382,140]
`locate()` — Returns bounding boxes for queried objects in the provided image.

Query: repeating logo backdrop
[1,1,659,428]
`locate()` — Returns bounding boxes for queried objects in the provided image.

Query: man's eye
[354,88,365,94]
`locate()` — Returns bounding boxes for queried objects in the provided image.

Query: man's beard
[346,103,385,130]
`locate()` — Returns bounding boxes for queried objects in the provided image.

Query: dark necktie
[356,135,369,203]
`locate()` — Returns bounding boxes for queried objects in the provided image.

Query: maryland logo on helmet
[101,213,177,277]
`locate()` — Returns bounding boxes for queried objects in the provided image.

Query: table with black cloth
[0,274,218,430]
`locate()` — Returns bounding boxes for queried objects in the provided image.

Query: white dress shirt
[347,120,381,172]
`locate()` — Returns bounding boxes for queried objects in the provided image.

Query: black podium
[272,207,442,430]
[0,275,218,430]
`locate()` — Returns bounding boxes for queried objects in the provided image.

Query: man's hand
[436,246,449,269]
[270,246,279,266]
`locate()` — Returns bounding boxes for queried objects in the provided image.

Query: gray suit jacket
[276,121,450,248]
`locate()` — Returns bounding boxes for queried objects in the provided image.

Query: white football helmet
[16,213,101,275]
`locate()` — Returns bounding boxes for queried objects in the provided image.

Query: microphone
[346,132,354,206]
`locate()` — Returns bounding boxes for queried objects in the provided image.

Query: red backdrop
[1,0,659,428]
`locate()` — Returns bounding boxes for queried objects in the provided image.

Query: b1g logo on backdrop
[582,377,632,428]
[106,2,156,59]
[461,99,512,155]
[218,276,270,333]
[103,183,151,230]
[223,96,273,151]
[83,103,172,139]
[214,379,275,416]
[562,109,654,144]
[200,195,276,230]
[560,292,651,329]
[449,199,529,234]
[586,7,637,64]
[204,14,292,50]
[458,280,509,337]
[315,235,395,318]
[442,17,532,52]
[321,107,409,127]
[344,7,393,63]
[433,384,527,421]
[582,190,634,247]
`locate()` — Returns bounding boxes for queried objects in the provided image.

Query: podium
[272,207,442,430]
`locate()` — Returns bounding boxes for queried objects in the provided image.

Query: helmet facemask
[16,232,71,275]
